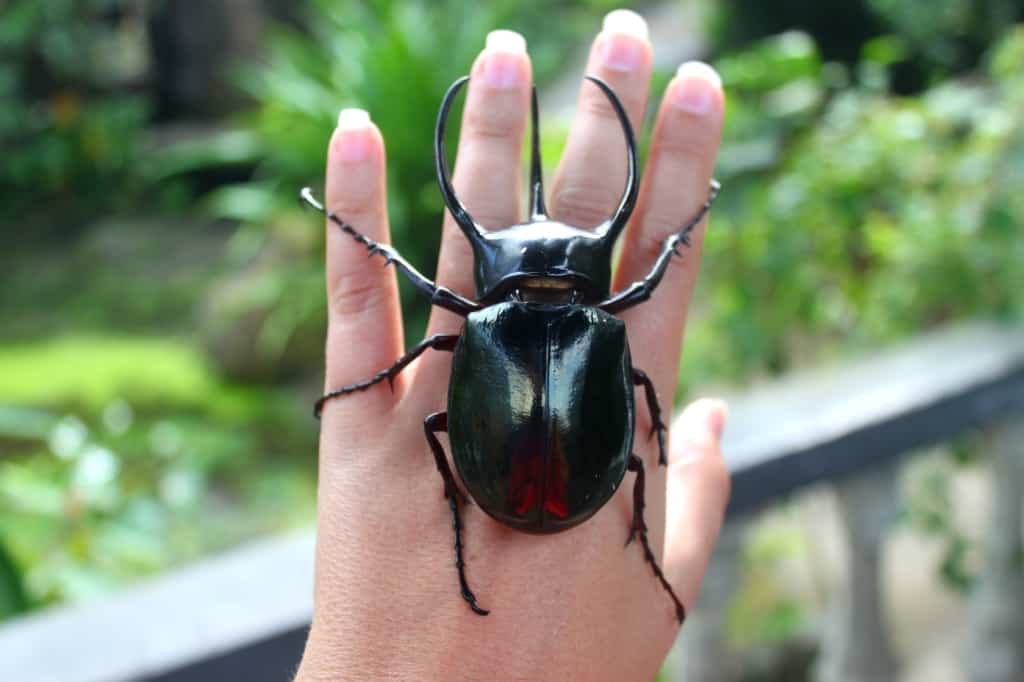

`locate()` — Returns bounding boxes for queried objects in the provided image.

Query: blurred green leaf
[0,539,30,618]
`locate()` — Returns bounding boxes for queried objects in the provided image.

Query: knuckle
[550,184,618,228]
[635,209,691,260]
[462,105,524,145]
[327,195,378,225]
[578,92,621,123]
[634,196,708,262]
[635,220,675,263]
[662,132,706,160]
[656,118,718,160]
[579,86,643,127]
[328,270,390,320]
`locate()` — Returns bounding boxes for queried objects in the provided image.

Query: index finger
[615,62,724,405]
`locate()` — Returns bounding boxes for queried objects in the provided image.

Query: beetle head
[435,75,637,304]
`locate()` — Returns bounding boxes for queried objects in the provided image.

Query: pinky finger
[321,109,404,418]
[663,398,731,603]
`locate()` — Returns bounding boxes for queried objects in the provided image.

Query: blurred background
[1,1,1023,681]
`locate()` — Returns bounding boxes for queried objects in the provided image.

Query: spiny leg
[300,188,480,316]
[626,454,685,623]
[314,334,459,418]
[632,368,667,466]
[598,180,721,315]
[424,412,488,616]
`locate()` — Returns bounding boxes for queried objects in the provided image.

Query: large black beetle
[301,74,720,622]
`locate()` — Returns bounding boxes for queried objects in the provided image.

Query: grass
[0,334,279,421]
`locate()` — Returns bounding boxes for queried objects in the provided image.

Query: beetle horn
[435,75,487,247]
[528,84,548,220]
[585,75,638,244]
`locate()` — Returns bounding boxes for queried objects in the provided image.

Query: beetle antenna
[585,75,638,245]
[528,84,548,220]
[435,75,488,247]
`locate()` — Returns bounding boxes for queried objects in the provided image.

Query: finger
[423,31,532,327]
[616,62,724,400]
[663,399,731,599]
[322,109,404,416]
[549,9,652,228]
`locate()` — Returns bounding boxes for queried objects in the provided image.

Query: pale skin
[296,10,731,682]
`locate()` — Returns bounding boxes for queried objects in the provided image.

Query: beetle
[301,74,720,623]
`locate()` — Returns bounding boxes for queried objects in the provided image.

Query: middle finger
[549,10,653,229]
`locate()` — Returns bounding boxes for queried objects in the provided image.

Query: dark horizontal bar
[721,322,1024,516]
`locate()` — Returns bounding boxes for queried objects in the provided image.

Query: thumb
[663,398,731,603]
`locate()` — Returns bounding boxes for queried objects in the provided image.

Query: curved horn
[435,75,486,246]
[528,85,547,220]
[584,75,638,244]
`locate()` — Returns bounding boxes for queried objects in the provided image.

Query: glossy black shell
[435,76,638,304]
[471,221,614,304]
[447,302,634,534]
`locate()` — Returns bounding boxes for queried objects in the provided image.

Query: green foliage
[0,0,151,217]
[706,0,885,66]
[729,520,808,645]
[708,0,1024,90]
[0,336,315,609]
[0,539,31,618]
[680,26,1024,390]
[902,443,982,592]
[0,336,253,417]
[867,0,1022,76]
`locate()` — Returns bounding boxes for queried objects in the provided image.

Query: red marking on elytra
[508,444,569,519]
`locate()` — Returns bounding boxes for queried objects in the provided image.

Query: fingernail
[705,399,729,441]
[481,30,527,89]
[670,62,722,115]
[336,108,373,162]
[599,9,649,72]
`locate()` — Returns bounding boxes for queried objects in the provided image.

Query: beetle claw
[624,521,646,548]
[445,483,470,506]
[467,598,490,616]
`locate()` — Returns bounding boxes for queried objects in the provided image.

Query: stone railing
[1,321,1022,682]
[673,321,1024,682]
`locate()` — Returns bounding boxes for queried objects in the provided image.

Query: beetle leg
[424,412,489,617]
[314,334,459,418]
[597,180,721,315]
[300,188,481,317]
[632,368,668,467]
[626,454,686,624]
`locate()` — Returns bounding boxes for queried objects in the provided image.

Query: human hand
[296,9,730,681]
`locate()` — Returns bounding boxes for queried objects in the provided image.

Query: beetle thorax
[473,220,614,304]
